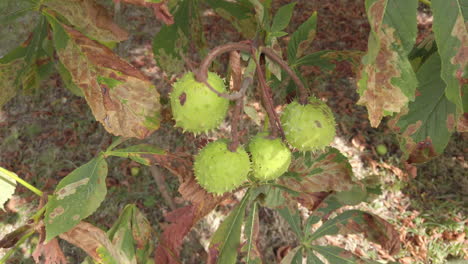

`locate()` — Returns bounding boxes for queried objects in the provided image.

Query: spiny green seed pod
[194,140,251,195]
[248,133,291,180]
[170,72,229,133]
[281,97,336,151]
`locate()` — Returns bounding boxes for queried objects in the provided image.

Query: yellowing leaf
[0,59,23,108]
[51,22,161,139]
[43,0,128,42]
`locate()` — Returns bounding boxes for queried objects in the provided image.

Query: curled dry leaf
[32,238,68,264]
[279,149,354,210]
[56,24,161,139]
[146,152,225,263]
[44,0,128,42]
[59,221,132,263]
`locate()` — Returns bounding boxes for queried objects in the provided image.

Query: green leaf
[310,245,359,264]
[357,0,418,127]
[0,168,17,211]
[277,206,302,239]
[243,202,262,264]
[0,7,33,25]
[304,196,342,232]
[205,0,256,39]
[390,53,457,163]
[431,0,467,114]
[152,0,191,74]
[271,2,296,33]
[306,250,325,264]
[45,156,108,242]
[0,58,24,108]
[280,246,302,264]
[209,191,250,264]
[56,61,83,96]
[106,144,165,166]
[288,12,317,63]
[24,16,47,64]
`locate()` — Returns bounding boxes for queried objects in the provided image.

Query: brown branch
[150,166,176,210]
[260,47,309,104]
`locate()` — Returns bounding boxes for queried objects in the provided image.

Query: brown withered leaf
[279,148,354,209]
[146,152,225,263]
[44,0,128,42]
[56,25,161,139]
[32,238,68,264]
[337,211,401,255]
[59,221,133,263]
[116,0,174,25]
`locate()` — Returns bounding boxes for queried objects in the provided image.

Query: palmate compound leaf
[309,245,381,264]
[43,0,128,43]
[357,0,418,127]
[431,0,467,117]
[389,53,457,163]
[45,157,108,242]
[47,17,161,139]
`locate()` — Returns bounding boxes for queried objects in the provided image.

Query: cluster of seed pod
[170,71,336,195]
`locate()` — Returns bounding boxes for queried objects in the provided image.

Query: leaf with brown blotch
[50,21,161,139]
[357,0,418,127]
[309,210,400,255]
[59,221,134,263]
[278,148,355,210]
[32,238,68,264]
[44,0,128,42]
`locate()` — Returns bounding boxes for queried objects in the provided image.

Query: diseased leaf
[432,0,467,114]
[310,210,400,255]
[357,0,418,127]
[43,0,128,42]
[271,2,296,33]
[45,157,108,242]
[288,12,317,63]
[208,192,250,264]
[310,245,369,264]
[304,196,342,230]
[48,18,161,139]
[0,167,18,211]
[59,221,133,263]
[147,152,225,263]
[56,61,84,96]
[389,53,457,163]
[279,148,354,210]
[243,202,263,264]
[32,238,68,264]
[152,0,191,74]
[0,59,23,108]
[106,204,154,263]
[106,144,165,165]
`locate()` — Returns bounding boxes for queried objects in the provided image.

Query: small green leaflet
[277,206,302,239]
[271,2,296,33]
[0,167,17,211]
[106,144,165,166]
[209,191,251,264]
[45,156,108,242]
[280,246,302,264]
[243,202,261,264]
[306,250,325,264]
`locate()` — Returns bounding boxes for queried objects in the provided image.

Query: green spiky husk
[281,97,336,151]
[248,133,291,180]
[194,140,251,195]
[170,72,229,133]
